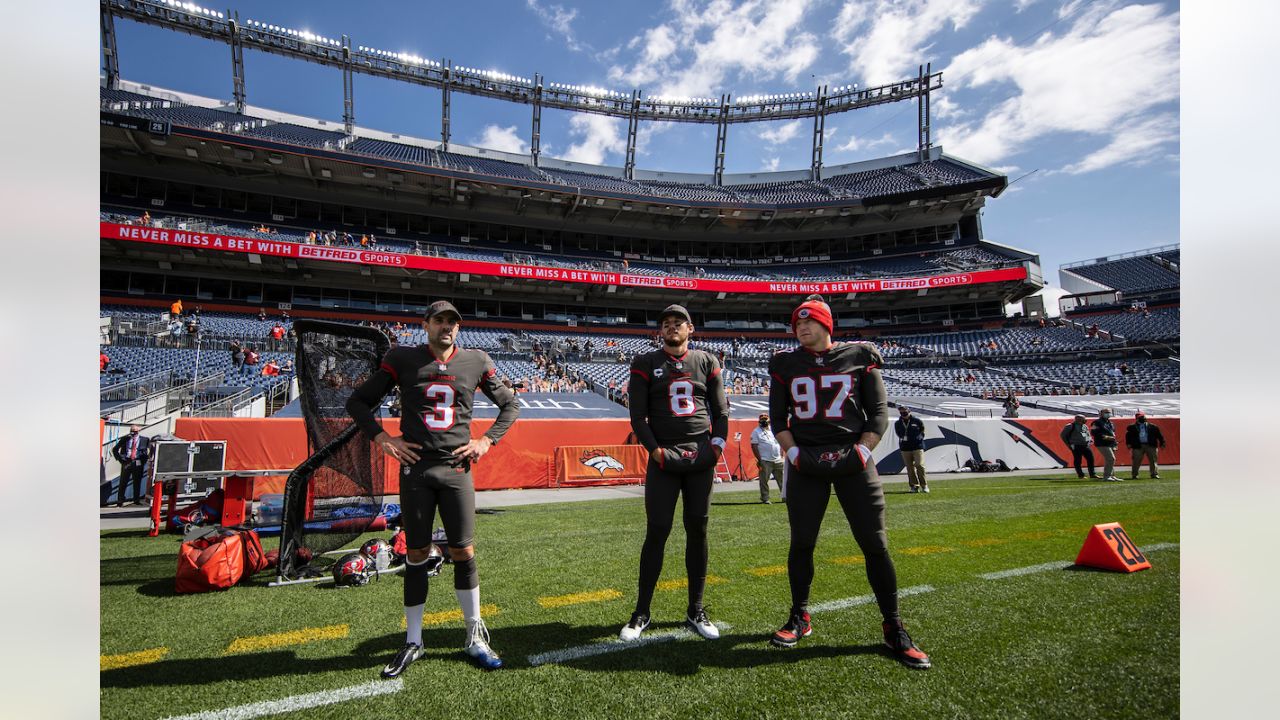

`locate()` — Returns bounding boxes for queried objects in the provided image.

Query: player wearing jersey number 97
[766,296,931,669]
[620,304,730,643]
[346,300,519,676]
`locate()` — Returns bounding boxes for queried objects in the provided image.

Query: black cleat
[883,621,931,669]
[381,642,424,679]
[770,611,812,648]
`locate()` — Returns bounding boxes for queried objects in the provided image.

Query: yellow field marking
[538,589,623,609]
[401,604,502,629]
[746,564,788,577]
[900,545,956,556]
[961,538,1008,548]
[829,555,864,565]
[1012,531,1054,541]
[101,647,169,671]
[657,575,728,591]
[225,624,349,655]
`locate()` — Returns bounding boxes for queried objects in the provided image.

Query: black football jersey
[347,345,519,458]
[628,348,729,450]
[768,342,888,447]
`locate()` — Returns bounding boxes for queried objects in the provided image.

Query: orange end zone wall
[173,416,1179,496]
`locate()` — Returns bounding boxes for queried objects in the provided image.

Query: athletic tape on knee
[452,555,479,590]
[403,556,430,607]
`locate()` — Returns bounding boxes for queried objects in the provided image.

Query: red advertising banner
[103,222,1028,296]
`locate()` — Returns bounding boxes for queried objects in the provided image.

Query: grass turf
[101,471,1179,719]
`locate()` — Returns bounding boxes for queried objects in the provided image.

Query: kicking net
[277,320,393,580]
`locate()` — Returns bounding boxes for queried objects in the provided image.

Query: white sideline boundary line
[526,623,732,667]
[979,542,1180,580]
[809,584,936,613]
[161,679,403,720]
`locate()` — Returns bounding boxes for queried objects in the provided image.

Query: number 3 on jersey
[791,374,853,419]
[669,380,695,416]
[422,383,456,430]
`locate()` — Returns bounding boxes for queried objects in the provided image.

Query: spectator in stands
[1107,365,1123,379]
[230,340,246,374]
[170,298,183,317]
[110,424,152,507]
[1001,392,1020,418]
[1060,415,1099,479]
[270,322,286,348]
[100,350,110,373]
[1125,412,1166,480]
[168,318,184,347]
[258,308,267,322]
[141,211,152,227]
[894,407,929,493]
[1091,408,1120,481]
[261,360,281,377]
[244,348,260,368]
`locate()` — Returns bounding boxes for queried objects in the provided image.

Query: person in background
[1060,415,1099,479]
[1091,408,1120,481]
[110,425,152,507]
[1125,411,1166,480]
[100,350,110,374]
[751,413,785,504]
[894,406,929,494]
[1003,392,1020,418]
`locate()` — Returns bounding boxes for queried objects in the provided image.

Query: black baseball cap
[659,304,692,324]
[426,300,461,321]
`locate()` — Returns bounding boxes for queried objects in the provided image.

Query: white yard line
[979,542,1179,580]
[527,623,732,667]
[161,679,403,720]
[808,584,936,613]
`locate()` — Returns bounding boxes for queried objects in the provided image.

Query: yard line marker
[1141,542,1179,552]
[100,646,168,671]
[961,538,1007,548]
[900,545,955,556]
[746,564,788,576]
[980,561,1073,580]
[809,584,935,614]
[657,575,728,591]
[829,555,864,565]
[402,604,501,629]
[538,588,623,609]
[527,623,733,667]
[161,678,403,720]
[224,624,348,655]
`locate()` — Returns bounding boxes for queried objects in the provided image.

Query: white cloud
[832,0,984,86]
[1058,113,1179,175]
[608,0,821,98]
[762,156,781,171]
[526,0,588,52]
[562,114,626,165]
[757,119,803,146]
[937,1,1180,173]
[1013,0,1041,12]
[833,131,895,154]
[473,124,529,155]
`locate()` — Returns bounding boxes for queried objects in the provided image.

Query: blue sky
[104,0,1180,288]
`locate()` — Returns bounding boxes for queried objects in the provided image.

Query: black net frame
[277,320,392,580]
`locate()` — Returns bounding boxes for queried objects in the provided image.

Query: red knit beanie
[791,299,833,336]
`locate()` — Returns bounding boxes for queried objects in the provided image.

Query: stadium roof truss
[101,0,940,183]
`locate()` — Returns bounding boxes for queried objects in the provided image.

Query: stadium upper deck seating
[102,86,999,208]
[1066,254,1179,294]
[1074,307,1179,342]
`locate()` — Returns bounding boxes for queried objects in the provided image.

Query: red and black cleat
[770,611,813,648]
[883,620,931,669]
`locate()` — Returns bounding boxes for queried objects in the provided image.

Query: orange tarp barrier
[553,445,650,486]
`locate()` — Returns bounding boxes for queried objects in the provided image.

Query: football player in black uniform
[766,296,931,669]
[620,304,730,641]
[347,300,520,676]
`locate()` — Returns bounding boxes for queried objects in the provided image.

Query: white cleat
[619,612,650,641]
[685,608,720,640]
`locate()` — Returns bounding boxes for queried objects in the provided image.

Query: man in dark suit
[1125,411,1167,480]
[111,425,152,506]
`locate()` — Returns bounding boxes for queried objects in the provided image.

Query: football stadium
[98,2,1180,718]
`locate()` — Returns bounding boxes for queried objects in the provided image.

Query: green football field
[100,472,1180,720]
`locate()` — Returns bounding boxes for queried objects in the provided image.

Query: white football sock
[456,587,481,625]
[405,603,425,646]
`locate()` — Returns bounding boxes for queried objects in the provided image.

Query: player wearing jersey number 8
[620,304,730,642]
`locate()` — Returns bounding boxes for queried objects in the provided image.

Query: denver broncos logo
[581,449,625,476]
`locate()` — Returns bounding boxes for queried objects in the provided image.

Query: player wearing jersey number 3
[766,296,930,669]
[620,304,729,642]
[346,300,519,677]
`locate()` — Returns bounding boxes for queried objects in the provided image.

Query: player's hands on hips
[375,432,422,465]
[785,446,800,467]
[854,443,873,466]
[452,436,493,463]
[649,447,663,466]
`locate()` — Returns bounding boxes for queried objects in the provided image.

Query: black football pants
[634,460,714,617]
